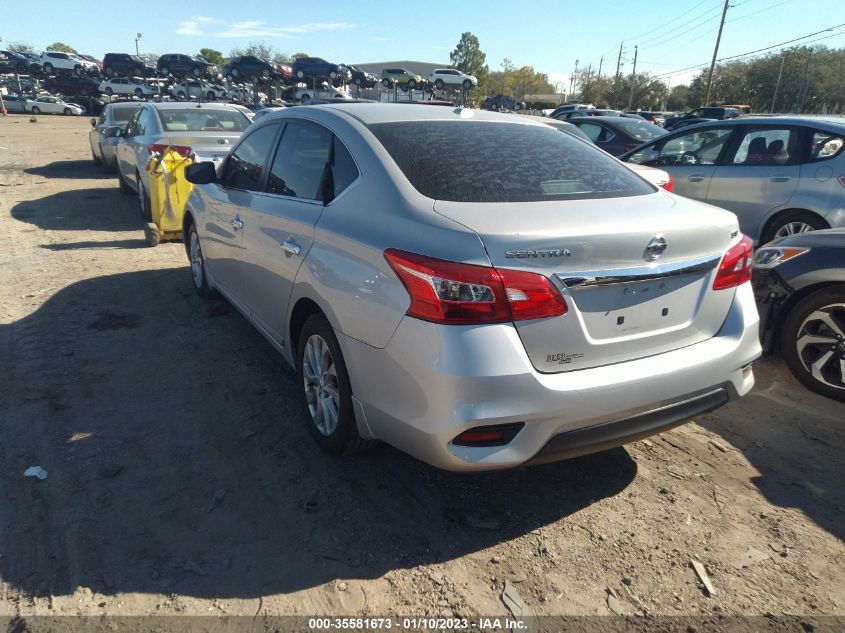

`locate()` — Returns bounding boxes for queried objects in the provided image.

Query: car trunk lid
[433,194,741,372]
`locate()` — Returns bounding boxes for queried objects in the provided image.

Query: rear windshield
[112,105,138,122]
[368,121,655,202]
[158,109,251,132]
[615,120,667,140]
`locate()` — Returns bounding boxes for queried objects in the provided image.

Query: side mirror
[185,161,217,185]
[90,117,96,127]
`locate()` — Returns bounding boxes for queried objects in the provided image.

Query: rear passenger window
[266,121,332,200]
[222,123,278,191]
[809,131,844,161]
[577,123,604,142]
[650,128,732,166]
[731,127,796,165]
[331,137,359,199]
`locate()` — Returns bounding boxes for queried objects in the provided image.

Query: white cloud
[175,18,356,39]
[175,16,220,36]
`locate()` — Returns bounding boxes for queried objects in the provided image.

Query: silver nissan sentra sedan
[182,103,761,471]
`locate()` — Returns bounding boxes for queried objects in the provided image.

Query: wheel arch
[289,297,326,359]
[759,208,830,245]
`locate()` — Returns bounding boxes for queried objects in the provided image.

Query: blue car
[291,57,349,85]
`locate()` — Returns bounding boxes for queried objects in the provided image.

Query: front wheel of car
[134,88,143,98]
[31,106,40,114]
[301,93,311,103]
[188,223,215,298]
[781,286,845,402]
[43,63,53,74]
[382,78,391,88]
[297,313,367,455]
[764,211,828,245]
[206,91,217,101]
[434,79,444,90]
[137,171,152,221]
[462,79,472,90]
[407,79,416,89]
[105,87,113,96]
[64,108,71,115]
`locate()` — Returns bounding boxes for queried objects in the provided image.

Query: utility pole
[627,45,638,111]
[770,54,785,113]
[705,0,730,106]
[613,42,624,109]
[597,56,603,78]
[569,59,579,100]
[796,49,814,113]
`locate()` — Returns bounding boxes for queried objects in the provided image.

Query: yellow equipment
[144,148,194,247]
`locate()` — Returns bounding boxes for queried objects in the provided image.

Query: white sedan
[168,80,228,101]
[99,77,157,98]
[26,96,84,115]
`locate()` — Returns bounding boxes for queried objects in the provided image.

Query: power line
[637,4,724,48]
[623,0,712,43]
[653,23,845,78]
[726,0,795,24]
[637,10,723,51]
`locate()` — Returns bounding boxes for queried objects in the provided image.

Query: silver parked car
[621,117,845,244]
[182,104,761,471]
[115,102,252,220]
[89,102,140,172]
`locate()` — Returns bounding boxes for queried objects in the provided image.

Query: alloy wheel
[190,231,204,289]
[302,334,340,436]
[794,303,845,392]
[774,221,815,239]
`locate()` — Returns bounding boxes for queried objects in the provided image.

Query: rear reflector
[713,234,753,290]
[384,249,567,325]
[453,423,525,447]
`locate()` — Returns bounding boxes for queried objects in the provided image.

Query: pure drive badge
[504,248,572,258]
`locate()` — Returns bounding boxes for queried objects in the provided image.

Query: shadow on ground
[25,160,111,180]
[699,357,845,542]
[11,187,139,233]
[0,268,638,599]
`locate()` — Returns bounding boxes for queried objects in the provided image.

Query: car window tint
[369,121,654,202]
[222,124,278,191]
[650,128,732,166]
[809,131,844,161]
[332,137,359,198]
[577,122,604,142]
[731,127,796,165]
[266,121,332,200]
[112,105,138,122]
[615,120,666,141]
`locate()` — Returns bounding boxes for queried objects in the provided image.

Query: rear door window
[729,127,798,165]
[369,121,654,202]
[221,123,279,191]
[809,130,844,162]
[266,121,333,200]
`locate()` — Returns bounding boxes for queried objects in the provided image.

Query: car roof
[671,115,845,132]
[265,103,548,126]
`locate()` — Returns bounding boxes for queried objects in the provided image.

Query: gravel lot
[0,115,843,628]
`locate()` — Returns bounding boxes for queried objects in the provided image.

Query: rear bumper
[339,283,761,471]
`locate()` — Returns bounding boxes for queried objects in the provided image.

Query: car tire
[43,63,53,75]
[117,167,132,194]
[134,88,143,98]
[407,79,416,89]
[434,79,444,90]
[192,67,201,78]
[187,222,215,299]
[762,211,828,245]
[329,71,337,80]
[382,78,391,88]
[176,91,186,101]
[105,87,113,96]
[261,68,271,79]
[232,68,240,79]
[206,91,217,101]
[780,286,845,402]
[64,107,71,115]
[462,79,472,90]
[31,106,40,114]
[297,312,368,455]
[104,66,113,77]
[74,65,83,77]
[137,171,152,221]
[354,78,362,86]
[490,103,498,111]
[159,65,169,77]
[296,70,304,79]
[301,93,311,103]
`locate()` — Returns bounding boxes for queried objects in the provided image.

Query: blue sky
[1,0,843,88]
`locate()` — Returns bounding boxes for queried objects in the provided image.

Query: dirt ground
[0,115,843,628]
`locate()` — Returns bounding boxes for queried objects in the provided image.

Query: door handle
[282,240,301,255]
[231,217,244,231]
[688,174,706,182]
[770,175,792,182]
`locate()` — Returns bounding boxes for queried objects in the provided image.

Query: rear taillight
[384,249,567,325]
[149,143,192,157]
[838,175,845,187]
[713,234,753,290]
[660,174,675,192]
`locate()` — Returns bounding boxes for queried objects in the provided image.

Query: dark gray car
[89,102,141,172]
[568,116,667,156]
[621,117,845,244]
